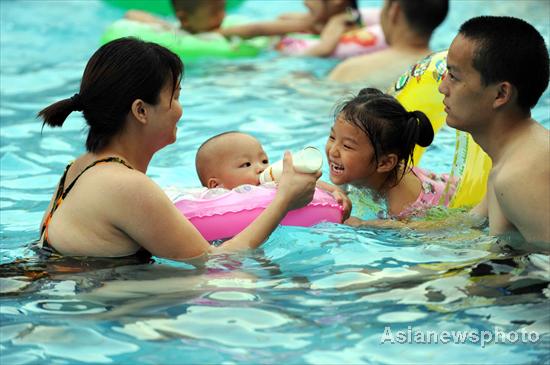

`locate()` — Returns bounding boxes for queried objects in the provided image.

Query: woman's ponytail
[37,93,83,128]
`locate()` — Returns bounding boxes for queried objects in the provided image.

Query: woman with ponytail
[37,37,319,262]
[325,87,455,224]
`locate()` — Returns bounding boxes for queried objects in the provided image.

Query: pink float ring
[174,185,343,241]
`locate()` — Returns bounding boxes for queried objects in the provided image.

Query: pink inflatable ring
[173,185,343,241]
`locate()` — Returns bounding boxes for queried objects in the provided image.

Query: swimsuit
[396,167,457,219]
[39,156,151,261]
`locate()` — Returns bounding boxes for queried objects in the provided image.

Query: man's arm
[495,164,550,246]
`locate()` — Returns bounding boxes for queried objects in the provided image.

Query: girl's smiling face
[325,116,378,187]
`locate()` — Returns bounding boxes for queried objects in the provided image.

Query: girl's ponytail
[38,93,83,128]
[409,110,434,147]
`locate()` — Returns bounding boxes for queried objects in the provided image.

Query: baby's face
[211,134,270,189]
[182,0,226,33]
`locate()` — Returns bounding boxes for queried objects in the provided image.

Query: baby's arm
[124,10,175,30]
[304,13,351,57]
[219,18,311,38]
[317,181,352,221]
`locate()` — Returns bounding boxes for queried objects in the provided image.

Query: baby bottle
[259,146,323,184]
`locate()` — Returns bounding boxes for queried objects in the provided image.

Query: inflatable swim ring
[100,18,270,60]
[172,185,343,241]
[103,0,246,16]
[277,8,387,59]
[390,50,492,208]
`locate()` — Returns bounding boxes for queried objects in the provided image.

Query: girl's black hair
[334,87,434,188]
[38,37,184,152]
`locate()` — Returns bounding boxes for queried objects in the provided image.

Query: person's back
[439,16,549,248]
[328,0,448,86]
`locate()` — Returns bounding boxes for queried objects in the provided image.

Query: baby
[196,131,268,189]
[195,131,351,218]
[125,0,226,34]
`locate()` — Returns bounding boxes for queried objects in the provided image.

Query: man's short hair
[459,16,549,112]
[395,0,448,38]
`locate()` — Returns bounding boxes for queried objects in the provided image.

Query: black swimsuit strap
[41,157,133,236]
[61,156,133,200]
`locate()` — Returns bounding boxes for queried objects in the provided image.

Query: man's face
[438,34,496,133]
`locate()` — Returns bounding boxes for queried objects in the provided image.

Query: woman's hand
[276,151,320,211]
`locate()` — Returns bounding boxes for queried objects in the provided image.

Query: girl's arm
[344,209,488,231]
[219,18,311,38]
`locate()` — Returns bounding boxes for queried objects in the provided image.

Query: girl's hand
[344,216,366,227]
[331,189,352,221]
[277,151,320,211]
[315,181,352,222]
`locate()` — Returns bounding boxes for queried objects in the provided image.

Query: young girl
[220,0,364,57]
[326,88,455,226]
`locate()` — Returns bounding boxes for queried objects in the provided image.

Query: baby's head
[172,0,226,33]
[196,132,269,189]
[304,0,360,25]
[326,88,434,189]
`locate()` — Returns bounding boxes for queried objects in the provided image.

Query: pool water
[1,1,549,364]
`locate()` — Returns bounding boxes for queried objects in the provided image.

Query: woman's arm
[116,152,318,260]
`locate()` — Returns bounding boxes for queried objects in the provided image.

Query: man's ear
[131,99,147,125]
[493,81,514,109]
[207,178,221,189]
[376,153,398,173]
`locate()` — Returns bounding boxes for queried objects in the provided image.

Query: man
[439,16,549,248]
[328,0,448,87]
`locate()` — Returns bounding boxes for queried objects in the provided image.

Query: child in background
[195,131,351,219]
[326,88,455,225]
[125,0,226,34]
[219,0,363,57]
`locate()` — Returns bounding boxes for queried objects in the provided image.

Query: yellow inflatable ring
[389,50,491,208]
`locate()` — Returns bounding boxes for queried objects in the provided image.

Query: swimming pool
[1,0,549,364]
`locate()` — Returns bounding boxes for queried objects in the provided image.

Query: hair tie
[408,111,420,125]
[70,93,83,112]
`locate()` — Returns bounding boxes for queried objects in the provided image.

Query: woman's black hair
[334,87,434,188]
[38,37,184,152]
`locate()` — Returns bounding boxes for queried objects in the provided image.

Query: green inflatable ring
[104,0,246,16]
[100,18,270,60]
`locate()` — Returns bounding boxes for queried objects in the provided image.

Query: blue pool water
[1,1,549,364]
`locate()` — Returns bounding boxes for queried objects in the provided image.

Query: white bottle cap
[258,146,322,184]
